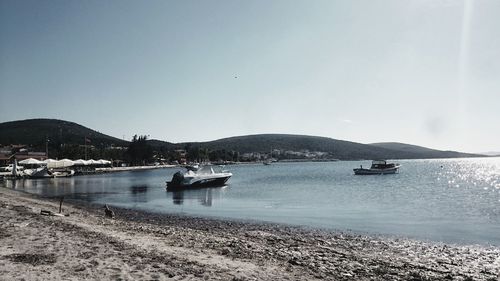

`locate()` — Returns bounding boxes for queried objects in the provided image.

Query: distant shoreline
[0,187,498,280]
[1,119,489,165]
[95,164,176,173]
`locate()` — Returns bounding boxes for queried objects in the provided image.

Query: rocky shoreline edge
[0,187,499,280]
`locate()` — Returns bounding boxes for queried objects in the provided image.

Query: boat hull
[167,175,231,190]
[23,167,53,178]
[353,168,398,175]
[52,170,75,178]
[190,176,231,187]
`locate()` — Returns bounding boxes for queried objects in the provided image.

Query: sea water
[3,158,500,245]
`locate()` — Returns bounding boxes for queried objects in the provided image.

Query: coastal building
[174,149,187,164]
[240,152,262,161]
[0,145,47,165]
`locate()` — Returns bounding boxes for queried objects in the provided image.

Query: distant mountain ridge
[369,142,478,159]
[476,151,500,157]
[0,119,485,160]
[177,135,482,160]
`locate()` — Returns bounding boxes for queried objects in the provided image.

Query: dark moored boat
[166,165,232,190]
[353,160,400,175]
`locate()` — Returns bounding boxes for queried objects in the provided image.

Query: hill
[145,139,176,149]
[369,142,481,159]
[0,119,485,160]
[0,119,128,148]
[180,134,389,159]
[178,134,482,160]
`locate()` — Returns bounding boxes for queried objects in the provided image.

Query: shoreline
[1,187,499,280]
[95,164,176,173]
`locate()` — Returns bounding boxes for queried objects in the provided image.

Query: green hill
[0,119,127,149]
[179,134,482,160]
[183,134,386,159]
[0,119,484,160]
[145,139,176,149]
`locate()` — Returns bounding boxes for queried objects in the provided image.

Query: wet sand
[0,187,499,280]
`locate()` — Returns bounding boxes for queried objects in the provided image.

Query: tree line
[36,135,244,166]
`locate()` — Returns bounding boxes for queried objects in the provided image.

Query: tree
[126,135,153,166]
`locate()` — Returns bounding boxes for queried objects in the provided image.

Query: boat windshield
[195,165,226,174]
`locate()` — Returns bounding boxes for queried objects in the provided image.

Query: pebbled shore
[0,187,499,280]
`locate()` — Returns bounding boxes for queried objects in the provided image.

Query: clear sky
[1,0,499,153]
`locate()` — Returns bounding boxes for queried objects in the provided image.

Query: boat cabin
[370,160,396,169]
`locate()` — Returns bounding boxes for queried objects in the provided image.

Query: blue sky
[1,0,499,152]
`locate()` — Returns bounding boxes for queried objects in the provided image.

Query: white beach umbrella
[43,159,57,169]
[43,159,57,164]
[73,159,88,166]
[87,159,99,166]
[44,158,74,168]
[97,159,111,165]
[18,158,43,165]
[56,159,75,168]
[44,159,58,168]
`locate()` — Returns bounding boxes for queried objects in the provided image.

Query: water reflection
[3,178,77,196]
[167,186,226,207]
[172,190,183,205]
[129,185,149,203]
[200,188,213,207]
[130,185,148,194]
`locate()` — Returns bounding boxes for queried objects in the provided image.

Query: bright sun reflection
[439,158,500,192]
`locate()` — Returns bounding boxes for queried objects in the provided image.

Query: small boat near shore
[23,166,53,178]
[166,165,232,190]
[353,160,400,175]
[4,167,76,179]
[1,159,77,179]
[52,169,76,178]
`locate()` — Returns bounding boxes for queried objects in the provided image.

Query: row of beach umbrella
[18,158,112,168]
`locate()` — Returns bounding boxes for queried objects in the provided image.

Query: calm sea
[3,158,500,245]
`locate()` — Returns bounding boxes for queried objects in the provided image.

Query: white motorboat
[52,169,76,177]
[2,158,76,179]
[23,166,53,178]
[21,166,76,178]
[353,160,400,175]
[167,165,232,189]
[0,160,25,179]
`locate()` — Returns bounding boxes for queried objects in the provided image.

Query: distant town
[0,142,336,168]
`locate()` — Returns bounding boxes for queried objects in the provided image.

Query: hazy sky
[1,0,499,152]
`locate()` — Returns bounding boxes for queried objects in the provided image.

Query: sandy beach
[0,187,499,281]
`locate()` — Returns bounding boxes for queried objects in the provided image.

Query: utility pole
[46,136,49,159]
[85,136,87,160]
